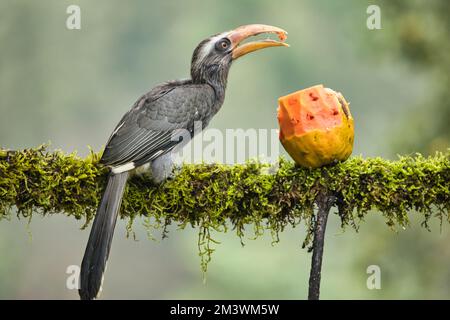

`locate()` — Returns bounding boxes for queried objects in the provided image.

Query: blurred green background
[0,0,449,299]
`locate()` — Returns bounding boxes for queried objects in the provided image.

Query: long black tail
[79,171,129,300]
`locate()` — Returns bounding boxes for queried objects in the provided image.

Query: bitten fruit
[277,84,354,168]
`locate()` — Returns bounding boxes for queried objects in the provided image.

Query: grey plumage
[79,171,128,300]
[79,36,230,301]
[78,24,288,300]
[101,81,220,168]
[150,152,175,184]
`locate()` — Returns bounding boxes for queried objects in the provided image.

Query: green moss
[1,145,449,272]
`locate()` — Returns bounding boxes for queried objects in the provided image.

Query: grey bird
[79,24,288,300]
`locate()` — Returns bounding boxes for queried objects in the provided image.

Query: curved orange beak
[228,24,289,60]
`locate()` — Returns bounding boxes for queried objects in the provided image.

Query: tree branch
[308,192,335,300]
[1,146,449,276]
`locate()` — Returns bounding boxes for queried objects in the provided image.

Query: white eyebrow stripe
[197,32,229,62]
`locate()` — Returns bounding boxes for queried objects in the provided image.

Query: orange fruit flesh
[277,85,354,168]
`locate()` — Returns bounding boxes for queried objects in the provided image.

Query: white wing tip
[111,162,135,174]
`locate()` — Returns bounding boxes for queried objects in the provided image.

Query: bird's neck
[192,64,229,101]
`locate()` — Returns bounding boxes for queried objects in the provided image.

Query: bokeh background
[1,0,449,299]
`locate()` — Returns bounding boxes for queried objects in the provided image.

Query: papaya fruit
[277,84,354,168]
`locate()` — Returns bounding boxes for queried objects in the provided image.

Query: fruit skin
[277,84,354,168]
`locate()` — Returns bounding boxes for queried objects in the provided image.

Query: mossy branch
[1,145,450,277]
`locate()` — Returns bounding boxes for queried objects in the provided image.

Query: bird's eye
[215,39,230,51]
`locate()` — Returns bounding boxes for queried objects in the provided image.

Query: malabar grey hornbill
[79,24,288,300]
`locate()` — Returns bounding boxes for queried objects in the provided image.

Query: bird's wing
[100,82,215,168]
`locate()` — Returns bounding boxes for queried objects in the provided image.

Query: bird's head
[191,24,288,89]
